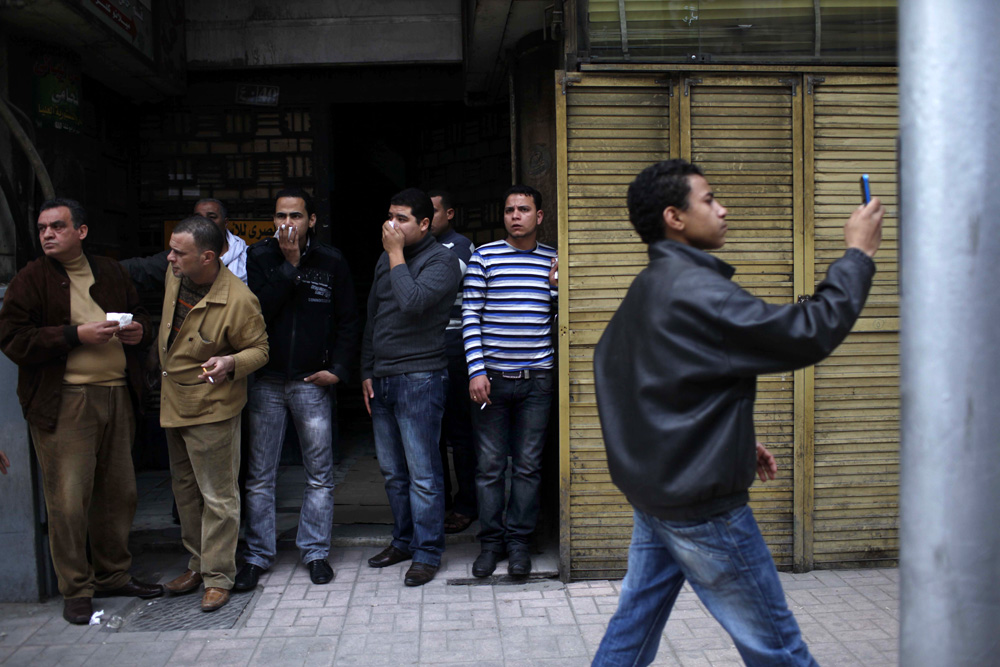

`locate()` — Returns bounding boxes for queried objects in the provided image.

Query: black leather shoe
[508,550,531,578]
[368,545,412,568]
[404,562,438,587]
[308,559,335,585]
[63,597,92,624]
[472,550,506,578]
[96,578,164,599]
[234,563,266,592]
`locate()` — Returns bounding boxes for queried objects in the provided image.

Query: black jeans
[472,370,553,553]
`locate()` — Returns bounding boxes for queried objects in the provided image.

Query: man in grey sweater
[361,188,463,586]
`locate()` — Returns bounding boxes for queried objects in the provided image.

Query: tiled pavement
[0,541,899,666]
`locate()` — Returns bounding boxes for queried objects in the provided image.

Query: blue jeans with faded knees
[472,370,553,554]
[371,371,448,567]
[593,505,817,667]
[244,377,336,568]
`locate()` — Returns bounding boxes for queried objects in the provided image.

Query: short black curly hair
[626,159,704,244]
[390,188,434,224]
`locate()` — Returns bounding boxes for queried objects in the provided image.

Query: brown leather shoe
[63,597,93,624]
[96,578,164,599]
[201,587,230,612]
[164,569,203,595]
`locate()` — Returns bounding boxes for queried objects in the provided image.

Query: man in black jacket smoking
[592,160,884,667]
[237,188,359,590]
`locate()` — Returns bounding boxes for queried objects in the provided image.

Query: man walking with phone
[592,159,884,666]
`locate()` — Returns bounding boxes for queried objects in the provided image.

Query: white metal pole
[899,1,1000,664]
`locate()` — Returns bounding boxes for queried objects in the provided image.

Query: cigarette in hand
[480,402,487,410]
[202,367,215,384]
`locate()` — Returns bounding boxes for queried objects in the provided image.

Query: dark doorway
[328,100,513,434]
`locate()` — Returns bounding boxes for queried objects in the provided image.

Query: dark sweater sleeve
[120,250,169,294]
[388,253,461,316]
[360,274,378,381]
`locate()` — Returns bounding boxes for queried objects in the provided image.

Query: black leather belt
[498,369,549,380]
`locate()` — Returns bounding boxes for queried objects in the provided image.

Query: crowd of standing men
[0,183,557,624]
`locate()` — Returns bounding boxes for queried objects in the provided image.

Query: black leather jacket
[594,240,876,521]
[247,236,359,382]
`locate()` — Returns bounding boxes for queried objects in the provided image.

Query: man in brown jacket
[157,215,268,612]
[0,198,163,624]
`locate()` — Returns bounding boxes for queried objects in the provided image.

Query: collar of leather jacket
[649,239,736,281]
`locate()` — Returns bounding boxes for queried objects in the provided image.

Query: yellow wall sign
[163,220,276,248]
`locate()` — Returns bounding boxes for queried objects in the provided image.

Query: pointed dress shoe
[63,597,93,624]
[404,562,438,587]
[472,550,506,578]
[367,545,412,568]
[307,558,335,584]
[95,578,164,599]
[164,569,203,595]
[201,587,230,612]
[508,550,532,578]
[233,563,265,592]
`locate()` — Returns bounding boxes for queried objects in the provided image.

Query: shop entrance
[131,96,560,577]
[324,100,559,570]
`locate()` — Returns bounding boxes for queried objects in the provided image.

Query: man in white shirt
[121,198,248,289]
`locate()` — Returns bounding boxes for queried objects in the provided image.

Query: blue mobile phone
[860,174,871,204]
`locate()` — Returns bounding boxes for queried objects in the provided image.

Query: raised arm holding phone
[592,159,882,666]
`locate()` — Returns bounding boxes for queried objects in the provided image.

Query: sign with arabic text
[236,84,280,107]
[33,54,82,132]
[84,0,154,60]
[163,220,277,248]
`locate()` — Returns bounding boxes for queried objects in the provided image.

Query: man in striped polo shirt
[463,185,558,578]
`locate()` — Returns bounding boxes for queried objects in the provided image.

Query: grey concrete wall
[0,287,44,602]
[186,0,462,68]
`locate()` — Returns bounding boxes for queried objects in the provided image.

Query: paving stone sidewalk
[0,542,898,666]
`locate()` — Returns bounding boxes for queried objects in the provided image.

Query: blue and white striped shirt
[462,240,557,379]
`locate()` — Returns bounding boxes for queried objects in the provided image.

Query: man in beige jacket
[158,215,268,612]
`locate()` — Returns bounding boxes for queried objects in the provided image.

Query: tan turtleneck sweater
[63,253,127,386]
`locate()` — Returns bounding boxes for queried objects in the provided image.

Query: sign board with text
[83,0,155,60]
[163,220,276,248]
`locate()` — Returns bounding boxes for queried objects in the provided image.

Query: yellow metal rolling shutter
[806,74,899,568]
[558,73,676,580]
[556,68,899,580]
[684,75,801,570]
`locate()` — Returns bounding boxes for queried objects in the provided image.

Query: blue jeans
[472,370,553,553]
[244,377,336,568]
[593,506,817,667]
[371,371,448,566]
